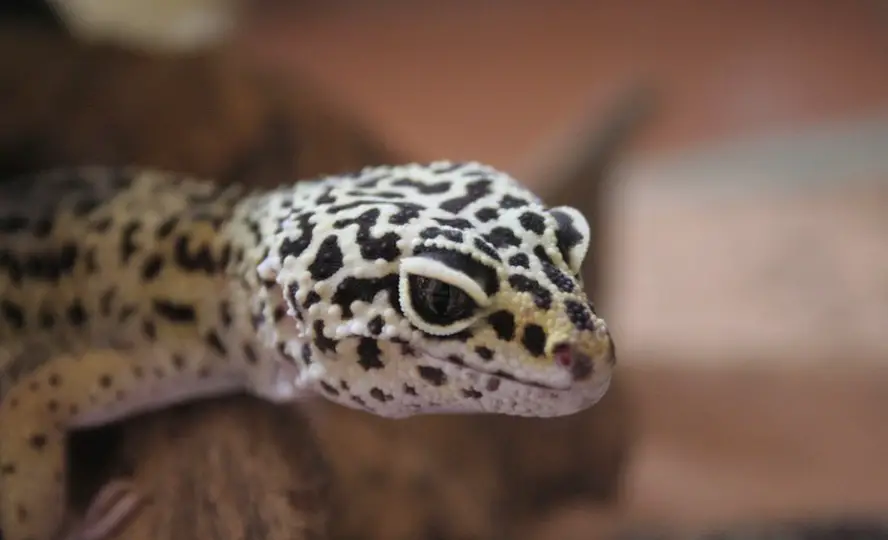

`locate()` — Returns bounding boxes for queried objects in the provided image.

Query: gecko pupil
[410,275,476,326]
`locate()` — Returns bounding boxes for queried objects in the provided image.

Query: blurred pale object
[48,0,238,50]
[607,114,888,366]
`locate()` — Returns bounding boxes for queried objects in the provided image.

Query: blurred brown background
[18,0,888,536]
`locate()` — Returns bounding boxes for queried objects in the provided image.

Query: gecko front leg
[0,349,167,540]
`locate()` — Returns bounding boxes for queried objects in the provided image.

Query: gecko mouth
[426,352,571,392]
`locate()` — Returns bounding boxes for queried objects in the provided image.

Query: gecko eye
[399,246,496,336]
[410,276,477,326]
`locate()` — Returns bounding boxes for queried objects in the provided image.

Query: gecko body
[0,161,615,540]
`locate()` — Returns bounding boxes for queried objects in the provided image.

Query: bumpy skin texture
[0,161,614,540]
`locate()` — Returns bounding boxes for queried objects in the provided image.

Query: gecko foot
[57,480,147,540]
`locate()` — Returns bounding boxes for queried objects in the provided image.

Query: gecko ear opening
[399,246,495,336]
[548,206,591,275]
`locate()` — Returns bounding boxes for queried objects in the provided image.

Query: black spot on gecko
[440,179,492,214]
[156,217,179,239]
[277,213,315,260]
[66,300,86,326]
[542,262,575,293]
[333,209,401,262]
[98,374,113,388]
[173,234,217,274]
[302,290,321,309]
[152,299,196,322]
[357,338,384,370]
[142,319,156,340]
[367,315,384,336]
[433,217,472,229]
[518,212,546,235]
[1,463,16,475]
[500,194,529,208]
[487,310,516,341]
[461,388,483,399]
[486,378,501,392]
[475,346,494,361]
[243,344,258,365]
[403,384,417,396]
[522,324,547,357]
[47,374,61,387]
[508,275,552,310]
[484,227,522,248]
[332,275,400,318]
[474,207,499,222]
[205,331,226,355]
[320,381,340,396]
[301,343,312,365]
[1,300,24,329]
[39,310,54,329]
[565,300,593,332]
[219,301,232,327]
[120,221,141,263]
[507,253,530,268]
[369,388,392,402]
[472,237,501,262]
[28,433,47,451]
[391,177,452,194]
[172,354,186,370]
[313,320,337,353]
[141,254,164,281]
[417,366,447,386]
[550,208,585,266]
[31,217,54,238]
[0,215,28,234]
[308,235,344,280]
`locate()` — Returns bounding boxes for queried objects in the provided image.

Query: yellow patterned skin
[0,162,615,540]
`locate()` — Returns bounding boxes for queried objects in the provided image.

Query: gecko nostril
[553,343,573,368]
[553,342,594,382]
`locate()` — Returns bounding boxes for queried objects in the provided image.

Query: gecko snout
[552,329,615,383]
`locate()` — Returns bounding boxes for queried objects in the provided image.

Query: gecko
[0,161,616,540]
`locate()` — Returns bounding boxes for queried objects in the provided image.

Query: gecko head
[268,161,615,418]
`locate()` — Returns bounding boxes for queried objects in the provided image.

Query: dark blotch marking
[303,290,321,309]
[301,343,312,365]
[243,344,258,365]
[461,388,483,399]
[565,300,593,331]
[332,275,400,318]
[474,207,499,222]
[550,208,585,268]
[67,300,86,326]
[508,275,552,310]
[485,378,501,392]
[1,300,24,329]
[518,211,546,235]
[152,299,196,322]
[392,177,452,194]
[484,227,522,248]
[417,366,447,386]
[434,217,472,229]
[508,253,530,268]
[403,384,417,396]
[174,234,217,274]
[156,217,178,238]
[98,374,113,388]
[367,315,384,336]
[0,215,28,234]
[47,374,61,387]
[440,179,492,214]
[472,238,501,262]
[312,320,337,353]
[522,324,547,357]
[500,194,530,208]
[542,262,576,293]
[333,208,400,262]
[475,346,494,361]
[419,226,464,243]
[357,338,384,370]
[29,433,47,450]
[205,331,227,355]
[369,387,392,402]
[120,221,141,263]
[487,310,516,341]
[308,235,344,280]
[142,319,156,339]
[140,254,164,281]
[320,381,340,396]
[172,354,186,370]
[219,301,232,327]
